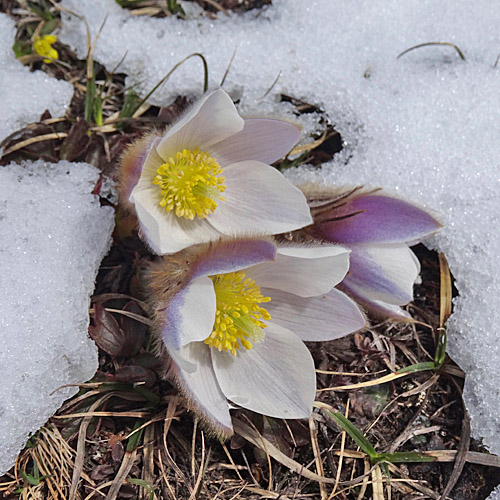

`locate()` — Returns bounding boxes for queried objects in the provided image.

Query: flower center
[205,271,271,356]
[153,148,226,220]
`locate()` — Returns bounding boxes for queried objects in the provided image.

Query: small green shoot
[40,18,59,36]
[12,40,33,58]
[128,478,155,500]
[19,461,51,487]
[323,408,435,477]
[166,0,186,17]
[28,1,54,22]
[126,419,145,452]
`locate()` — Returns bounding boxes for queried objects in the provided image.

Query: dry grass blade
[140,424,157,500]
[233,418,336,484]
[355,458,371,500]
[92,307,154,326]
[92,293,154,315]
[439,252,452,327]
[371,465,385,500]
[388,464,444,500]
[106,449,138,500]
[220,46,237,87]
[309,416,327,500]
[242,486,291,499]
[438,410,470,500]
[289,120,328,156]
[317,371,408,392]
[187,431,206,500]
[220,442,244,481]
[201,0,230,16]
[12,424,78,500]
[397,42,466,60]
[1,132,68,157]
[69,392,114,500]
[54,410,150,418]
[329,400,349,499]
[423,450,500,467]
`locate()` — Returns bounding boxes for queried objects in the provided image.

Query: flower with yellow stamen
[119,89,312,254]
[146,238,366,436]
[33,35,58,64]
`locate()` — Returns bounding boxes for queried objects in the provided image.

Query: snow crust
[58,0,500,466]
[0,14,73,143]
[0,161,114,475]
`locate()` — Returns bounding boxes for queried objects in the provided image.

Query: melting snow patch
[0,160,114,475]
[58,0,500,477]
[0,14,73,143]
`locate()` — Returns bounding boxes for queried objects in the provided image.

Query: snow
[58,0,500,468]
[0,160,114,475]
[489,486,500,500]
[0,14,73,143]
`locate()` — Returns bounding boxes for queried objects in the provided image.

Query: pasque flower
[146,238,365,435]
[296,185,442,318]
[119,89,312,254]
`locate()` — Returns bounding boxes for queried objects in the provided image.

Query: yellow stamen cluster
[205,271,271,356]
[33,35,59,64]
[153,148,226,220]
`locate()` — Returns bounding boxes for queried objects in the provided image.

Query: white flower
[147,239,366,435]
[120,89,312,254]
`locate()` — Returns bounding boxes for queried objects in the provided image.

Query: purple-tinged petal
[161,276,216,352]
[156,89,244,160]
[210,118,300,167]
[312,194,442,244]
[170,342,233,436]
[343,244,419,306]
[212,322,315,419]
[190,239,277,280]
[245,245,349,298]
[263,288,366,341]
[208,161,312,235]
[119,134,161,204]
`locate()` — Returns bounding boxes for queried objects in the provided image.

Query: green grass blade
[396,361,437,375]
[126,419,145,452]
[128,478,155,500]
[323,409,378,459]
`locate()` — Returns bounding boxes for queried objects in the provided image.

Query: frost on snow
[0,161,114,475]
[0,14,73,144]
[58,0,500,468]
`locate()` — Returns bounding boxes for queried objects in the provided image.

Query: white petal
[410,249,422,285]
[156,89,244,160]
[369,300,412,319]
[341,283,413,320]
[212,322,316,419]
[264,288,366,341]
[164,276,216,348]
[345,244,419,305]
[245,245,349,297]
[172,342,233,435]
[210,118,300,166]
[130,184,222,254]
[208,161,312,235]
